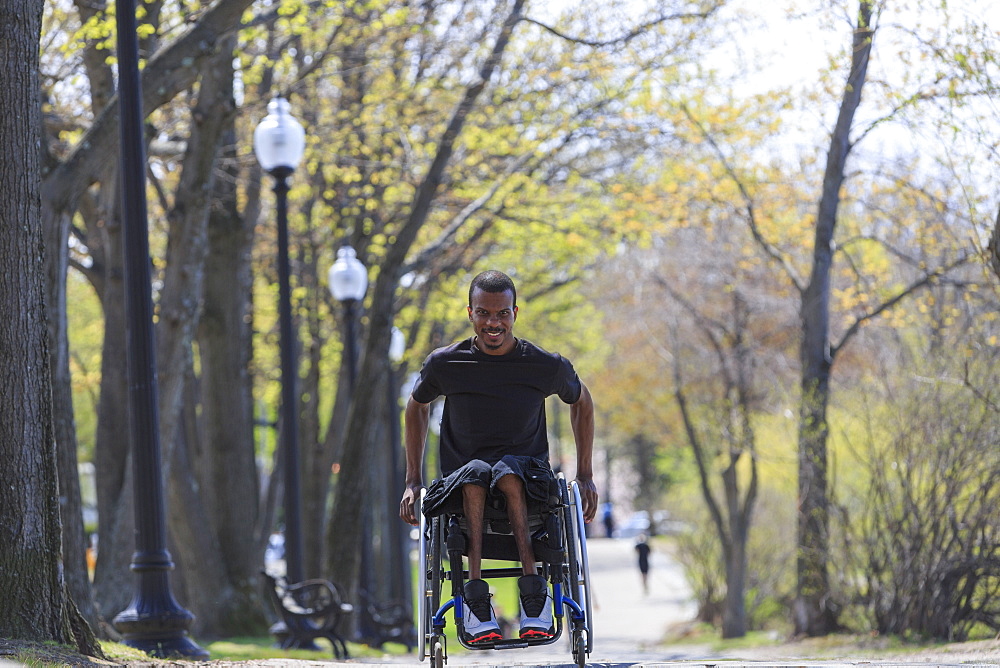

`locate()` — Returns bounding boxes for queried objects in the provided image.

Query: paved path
[444,535,699,665]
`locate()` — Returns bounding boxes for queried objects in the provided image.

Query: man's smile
[481,329,506,346]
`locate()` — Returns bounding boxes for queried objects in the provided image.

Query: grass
[202,635,412,661]
[2,634,413,666]
[203,636,344,661]
[660,624,999,662]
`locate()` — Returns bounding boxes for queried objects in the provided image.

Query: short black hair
[469,270,516,308]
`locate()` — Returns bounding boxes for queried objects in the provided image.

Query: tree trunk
[196,116,268,631]
[670,288,758,639]
[91,205,138,624]
[44,204,97,626]
[0,0,99,653]
[153,33,260,636]
[794,0,874,637]
[721,530,748,639]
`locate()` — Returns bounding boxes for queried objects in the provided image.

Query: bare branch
[521,6,721,48]
[42,0,254,213]
[670,321,728,544]
[831,252,973,357]
[405,151,533,271]
[389,0,525,263]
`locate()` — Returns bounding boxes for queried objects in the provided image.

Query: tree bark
[152,31,264,636]
[91,193,138,624]
[794,0,874,637]
[0,0,99,653]
[44,203,97,626]
[196,118,269,632]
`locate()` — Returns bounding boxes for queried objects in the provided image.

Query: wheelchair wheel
[562,480,582,605]
[417,489,428,660]
[431,637,445,668]
[572,629,588,668]
[428,515,442,623]
[567,480,594,654]
[417,490,443,662]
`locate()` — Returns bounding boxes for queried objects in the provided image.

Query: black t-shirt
[411,337,583,475]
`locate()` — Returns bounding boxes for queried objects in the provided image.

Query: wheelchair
[417,472,593,668]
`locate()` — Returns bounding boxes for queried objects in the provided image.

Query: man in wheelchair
[399,270,597,644]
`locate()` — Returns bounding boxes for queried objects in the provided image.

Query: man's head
[468,270,517,308]
[468,270,518,355]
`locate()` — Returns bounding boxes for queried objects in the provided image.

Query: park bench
[262,571,353,659]
[363,597,417,651]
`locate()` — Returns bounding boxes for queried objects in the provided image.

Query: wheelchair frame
[417,473,593,668]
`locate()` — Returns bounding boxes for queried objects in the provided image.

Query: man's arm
[399,396,431,525]
[570,382,598,523]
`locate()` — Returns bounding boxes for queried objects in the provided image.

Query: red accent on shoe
[467,631,503,643]
[519,628,554,639]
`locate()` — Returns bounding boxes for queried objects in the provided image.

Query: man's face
[468,287,517,355]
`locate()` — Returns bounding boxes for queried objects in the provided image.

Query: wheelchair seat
[423,478,563,564]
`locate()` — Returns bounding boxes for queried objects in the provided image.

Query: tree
[671,0,986,636]
[324,0,530,607]
[0,0,100,654]
[670,289,761,638]
[789,0,984,633]
[793,0,877,634]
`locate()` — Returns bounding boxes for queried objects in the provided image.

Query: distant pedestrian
[601,501,615,538]
[635,534,651,595]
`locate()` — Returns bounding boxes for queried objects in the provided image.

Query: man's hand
[575,477,598,524]
[399,484,422,526]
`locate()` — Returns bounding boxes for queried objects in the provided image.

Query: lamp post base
[113,568,209,660]
[114,604,208,659]
[116,634,209,660]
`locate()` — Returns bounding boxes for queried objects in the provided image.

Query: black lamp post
[254,98,307,585]
[112,0,207,658]
[327,246,370,639]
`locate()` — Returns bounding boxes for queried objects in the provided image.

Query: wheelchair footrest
[444,566,530,581]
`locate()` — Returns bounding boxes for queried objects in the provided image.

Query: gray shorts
[422,455,556,517]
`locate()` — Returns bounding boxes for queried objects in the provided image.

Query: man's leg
[461,483,487,579]
[459,480,502,642]
[494,472,554,638]
[494,473,537,575]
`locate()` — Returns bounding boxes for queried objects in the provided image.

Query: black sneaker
[517,574,554,638]
[463,579,502,643]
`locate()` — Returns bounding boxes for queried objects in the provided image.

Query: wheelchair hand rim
[568,479,594,653]
[417,488,427,661]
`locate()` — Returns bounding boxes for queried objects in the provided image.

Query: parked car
[614,510,688,538]
[614,511,651,538]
